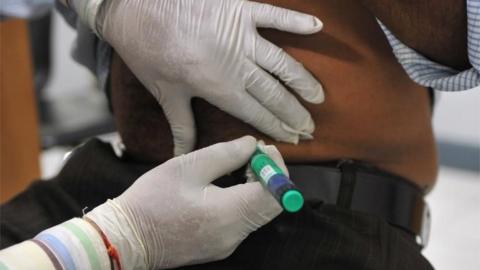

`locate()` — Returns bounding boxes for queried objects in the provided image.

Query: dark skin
[360,0,470,70]
[111,0,438,189]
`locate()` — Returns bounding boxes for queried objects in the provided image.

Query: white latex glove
[86,136,285,269]
[67,0,324,155]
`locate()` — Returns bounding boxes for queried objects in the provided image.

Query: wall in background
[434,89,480,145]
[433,89,480,171]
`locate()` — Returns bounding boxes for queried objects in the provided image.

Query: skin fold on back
[110,0,438,189]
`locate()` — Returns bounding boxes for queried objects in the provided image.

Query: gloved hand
[86,136,285,269]
[67,0,324,155]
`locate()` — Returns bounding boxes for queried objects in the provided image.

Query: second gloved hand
[85,136,285,269]
[71,0,324,155]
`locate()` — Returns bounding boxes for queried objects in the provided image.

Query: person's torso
[193,0,437,188]
[110,0,438,189]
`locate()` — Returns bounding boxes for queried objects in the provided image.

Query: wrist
[34,218,111,270]
[85,199,148,270]
[69,0,107,37]
[83,217,122,270]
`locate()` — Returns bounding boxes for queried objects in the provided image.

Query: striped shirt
[379,0,480,91]
[55,0,480,92]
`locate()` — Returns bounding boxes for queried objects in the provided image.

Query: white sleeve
[0,218,111,270]
[377,0,480,91]
[0,241,56,270]
[0,0,54,19]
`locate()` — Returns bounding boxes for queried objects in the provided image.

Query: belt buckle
[417,202,431,248]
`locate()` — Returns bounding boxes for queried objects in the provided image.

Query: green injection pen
[250,147,304,213]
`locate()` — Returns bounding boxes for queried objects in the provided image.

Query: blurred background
[1,6,479,270]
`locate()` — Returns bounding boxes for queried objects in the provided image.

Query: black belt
[287,160,431,248]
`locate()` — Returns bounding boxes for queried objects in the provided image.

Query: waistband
[286,160,431,248]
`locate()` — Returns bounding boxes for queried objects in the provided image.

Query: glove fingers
[225,182,283,229]
[248,2,323,34]
[245,60,315,133]
[254,36,324,104]
[184,136,257,187]
[212,90,300,144]
[160,94,196,156]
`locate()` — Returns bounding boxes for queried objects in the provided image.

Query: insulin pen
[250,147,304,213]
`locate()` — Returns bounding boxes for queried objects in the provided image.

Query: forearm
[0,218,111,270]
[360,0,469,70]
[0,241,57,269]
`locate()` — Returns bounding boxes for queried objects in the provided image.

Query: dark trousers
[0,139,433,269]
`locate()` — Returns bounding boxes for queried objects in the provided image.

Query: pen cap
[282,190,304,213]
[268,174,304,213]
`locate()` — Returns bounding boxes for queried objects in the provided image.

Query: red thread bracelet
[84,217,122,270]
[99,230,121,270]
